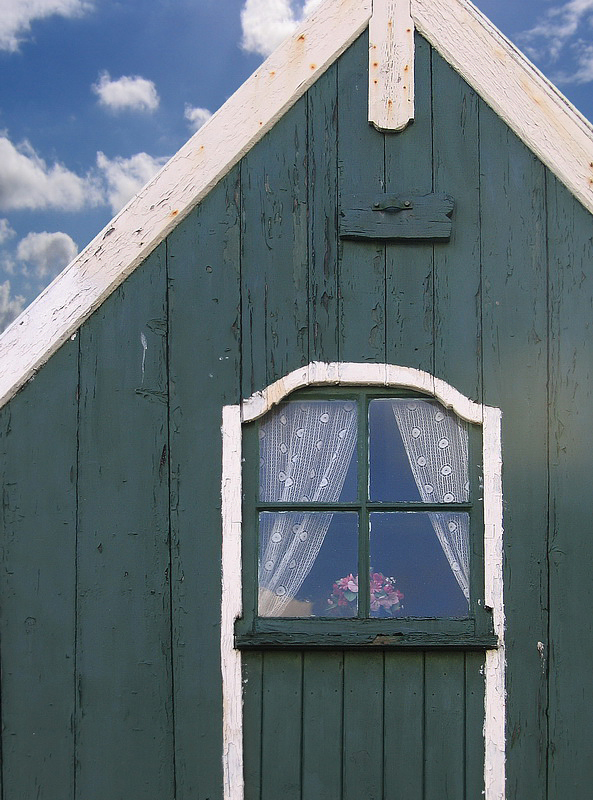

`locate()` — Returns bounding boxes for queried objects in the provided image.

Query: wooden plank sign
[340,191,454,240]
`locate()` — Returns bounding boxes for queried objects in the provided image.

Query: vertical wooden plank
[261,652,303,800]
[547,175,593,797]
[424,652,465,800]
[383,651,423,799]
[167,169,241,800]
[0,341,78,800]
[76,246,174,799]
[464,651,486,798]
[337,33,386,364]
[343,651,383,800]
[308,63,340,363]
[302,651,344,800]
[479,102,548,799]
[243,652,263,800]
[241,96,308,397]
[431,48,481,400]
[385,33,434,372]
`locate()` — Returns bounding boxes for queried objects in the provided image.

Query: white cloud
[520,0,593,82]
[0,0,92,52]
[240,0,322,57]
[92,71,160,113]
[184,104,212,132]
[0,218,15,245]
[16,230,78,280]
[96,151,167,214]
[0,280,25,332]
[0,135,102,212]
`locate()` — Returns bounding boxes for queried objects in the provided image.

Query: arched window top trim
[241,362,488,425]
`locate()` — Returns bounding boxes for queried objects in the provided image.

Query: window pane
[259,512,358,618]
[259,400,358,502]
[369,512,470,617]
[369,398,469,503]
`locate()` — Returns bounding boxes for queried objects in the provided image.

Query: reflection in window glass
[369,398,469,503]
[259,400,358,503]
[370,512,470,617]
[259,512,358,618]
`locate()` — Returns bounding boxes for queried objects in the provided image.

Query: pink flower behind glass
[326,571,403,616]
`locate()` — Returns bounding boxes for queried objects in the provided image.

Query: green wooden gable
[2,2,593,799]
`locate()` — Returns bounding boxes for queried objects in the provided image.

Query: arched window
[230,368,498,650]
[220,363,505,800]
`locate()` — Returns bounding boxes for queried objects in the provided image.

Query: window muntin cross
[255,390,472,622]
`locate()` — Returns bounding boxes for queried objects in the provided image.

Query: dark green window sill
[234,617,498,650]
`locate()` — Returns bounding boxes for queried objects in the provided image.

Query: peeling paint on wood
[368,0,415,132]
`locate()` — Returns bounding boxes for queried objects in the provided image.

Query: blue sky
[0,0,592,330]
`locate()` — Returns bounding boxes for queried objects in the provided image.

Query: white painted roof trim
[3,0,593,410]
[0,0,372,409]
[222,362,505,800]
[412,0,593,215]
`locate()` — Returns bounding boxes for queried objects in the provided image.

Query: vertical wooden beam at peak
[368,0,415,132]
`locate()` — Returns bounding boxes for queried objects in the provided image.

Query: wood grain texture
[76,245,174,799]
[479,102,548,800]
[368,0,414,132]
[308,62,340,363]
[242,652,264,800]
[342,652,384,800]
[0,0,372,411]
[431,47,481,402]
[385,33,434,372]
[412,0,593,216]
[424,653,465,800]
[261,652,303,800]
[167,170,241,799]
[340,192,453,240]
[0,339,78,800]
[337,33,386,364]
[383,651,424,799]
[241,97,309,396]
[302,652,344,799]
[465,652,486,799]
[547,175,593,797]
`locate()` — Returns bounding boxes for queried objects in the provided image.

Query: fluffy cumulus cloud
[92,72,160,113]
[0,218,16,245]
[96,151,167,214]
[0,0,92,52]
[0,280,25,331]
[184,104,212,132]
[240,0,322,57]
[16,230,78,280]
[520,0,593,83]
[0,135,101,212]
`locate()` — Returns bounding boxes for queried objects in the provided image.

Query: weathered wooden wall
[1,30,592,799]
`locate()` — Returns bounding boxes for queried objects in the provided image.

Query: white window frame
[221,362,505,800]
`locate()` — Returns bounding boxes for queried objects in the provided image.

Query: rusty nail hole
[298,34,305,40]
[310,63,316,69]
[406,28,411,32]
[270,70,276,76]
[171,209,179,216]
[374,79,378,84]
[373,61,379,67]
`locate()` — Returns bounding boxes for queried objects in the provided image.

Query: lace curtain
[258,401,357,616]
[391,400,470,599]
